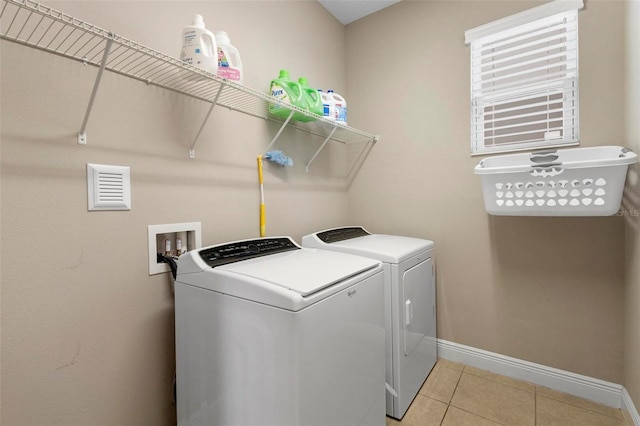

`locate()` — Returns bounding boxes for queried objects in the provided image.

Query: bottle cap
[192,14,205,28]
[298,77,308,86]
[278,69,290,79]
[215,31,230,44]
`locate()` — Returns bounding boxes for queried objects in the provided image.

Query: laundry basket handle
[530,163,564,177]
[530,150,559,164]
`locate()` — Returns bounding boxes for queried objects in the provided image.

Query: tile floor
[387,359,634,426]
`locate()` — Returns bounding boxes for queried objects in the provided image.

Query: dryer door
[402,257,433,356]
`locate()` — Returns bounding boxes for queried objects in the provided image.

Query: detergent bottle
[320,90,336,122]
[295,77,323,122]
[180,14,217,75]
[329,90,348,125]
[215,31,243,83]
[269,69,304,119]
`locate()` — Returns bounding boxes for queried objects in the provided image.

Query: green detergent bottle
[269,70,304,120]
[295,77,323,122]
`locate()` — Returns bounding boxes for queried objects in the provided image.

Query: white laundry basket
[474,146,637,216]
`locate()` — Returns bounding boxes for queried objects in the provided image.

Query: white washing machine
[302,227,436,420]
[174,236,386,426]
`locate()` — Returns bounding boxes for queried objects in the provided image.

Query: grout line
[463,365,536,394]
[436,360,465,425]
[449,363,465,404]
[461,361,623,425]
[439,403,450,426]
[448,367,520,426]
[417,359,629,426]
[451,406,510,425]
[536,392,628,422]
[535,382,626,419]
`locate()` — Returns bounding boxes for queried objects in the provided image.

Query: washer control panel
[316,227,370,244]
[199,237,299,268]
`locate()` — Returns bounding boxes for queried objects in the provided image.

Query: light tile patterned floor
[387,359,633,426]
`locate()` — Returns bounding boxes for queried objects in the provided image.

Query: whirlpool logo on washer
[347,289,357,297]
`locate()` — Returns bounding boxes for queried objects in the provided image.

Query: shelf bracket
[265,110,295,153]
[189,82,226,158]
[78,37,114,145]
[346,135,379,186]
[305,125,338,172]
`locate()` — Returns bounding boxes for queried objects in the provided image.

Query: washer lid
[302,228,434,263]
[219,247,380,296]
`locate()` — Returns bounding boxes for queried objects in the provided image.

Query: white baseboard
[623,387,640,426]
[436,339,625,410]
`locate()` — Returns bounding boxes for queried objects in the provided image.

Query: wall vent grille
[87,164,131,211]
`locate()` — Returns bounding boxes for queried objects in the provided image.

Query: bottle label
[217,67,241,81]
[181,50,193,64]
[335,103,347,123]
[217,48,229,67]
[183,30,196,46]
[270,83,290,109]
[181,30,198,65]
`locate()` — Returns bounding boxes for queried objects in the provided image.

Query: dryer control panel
[199,237,299,268]
[316,227,371,243]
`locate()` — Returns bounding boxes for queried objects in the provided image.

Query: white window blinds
[465,1,583,155]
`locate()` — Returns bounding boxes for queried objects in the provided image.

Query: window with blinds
[465,1,583,155]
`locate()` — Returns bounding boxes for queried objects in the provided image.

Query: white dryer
[174,237,386,426]
[302,227,436,420]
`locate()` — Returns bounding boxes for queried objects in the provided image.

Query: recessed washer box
[148,222,202,275]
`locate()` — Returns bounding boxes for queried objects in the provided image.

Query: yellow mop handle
[257,156,266,237]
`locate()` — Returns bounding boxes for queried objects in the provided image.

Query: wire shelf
[0,0,378,152]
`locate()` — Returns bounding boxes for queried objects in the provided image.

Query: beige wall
[346,0,626,384]
[1,0,637,424]
[0,1,350,424]
[624,0,640,410]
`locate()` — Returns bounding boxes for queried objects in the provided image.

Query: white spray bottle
[180,14,217,75]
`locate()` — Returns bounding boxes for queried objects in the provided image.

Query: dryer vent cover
[87,163,131,211]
